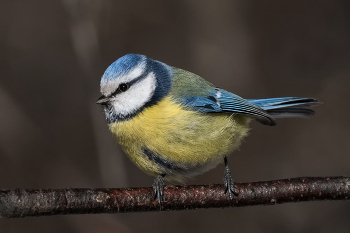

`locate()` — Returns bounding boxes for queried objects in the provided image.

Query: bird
[96,54,319,205]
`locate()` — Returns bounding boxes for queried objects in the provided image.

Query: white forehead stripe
[110,72,157,116]
[101,60,147,96]
[118,60,146,84]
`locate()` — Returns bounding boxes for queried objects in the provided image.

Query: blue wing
[182,89,276,126]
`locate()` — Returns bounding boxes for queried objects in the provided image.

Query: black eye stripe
[108,69,150,97]
[110,84,127,96]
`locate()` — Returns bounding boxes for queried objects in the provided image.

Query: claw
[152,175,165,210]
[223,157,238,199]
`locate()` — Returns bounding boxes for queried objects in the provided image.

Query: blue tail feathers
[248,97,320,122]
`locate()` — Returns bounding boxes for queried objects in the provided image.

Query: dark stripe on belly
[142,147,186,172]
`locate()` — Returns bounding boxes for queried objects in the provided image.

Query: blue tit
[96,54,319,203]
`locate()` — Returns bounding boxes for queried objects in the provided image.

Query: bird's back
[169,67,215,100]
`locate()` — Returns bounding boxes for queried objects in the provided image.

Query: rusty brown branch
[1,176,349,218]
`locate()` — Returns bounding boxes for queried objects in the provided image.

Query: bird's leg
[223,156,238,199]
[152,174,165,209]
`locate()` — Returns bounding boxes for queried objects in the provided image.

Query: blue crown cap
[101,54,144,83]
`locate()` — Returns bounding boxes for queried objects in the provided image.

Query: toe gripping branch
[224,156,239,199]
[152,174,165,209]
[152,157,238,211]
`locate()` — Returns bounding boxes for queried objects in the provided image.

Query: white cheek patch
[111,72,157,116]
[101,60,146,96]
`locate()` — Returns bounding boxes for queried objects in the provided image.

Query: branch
[1,176,349,218]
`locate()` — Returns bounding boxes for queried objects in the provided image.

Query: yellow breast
[108,96,251,181]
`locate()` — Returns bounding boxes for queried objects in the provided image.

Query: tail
[247,97,320,121]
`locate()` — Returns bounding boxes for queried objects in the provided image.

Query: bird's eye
[110,83,129,97]
[119,83,129,92]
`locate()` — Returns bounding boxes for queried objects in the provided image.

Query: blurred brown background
[1,0,350,232]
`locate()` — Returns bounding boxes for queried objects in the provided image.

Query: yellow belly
[108,96,251,182]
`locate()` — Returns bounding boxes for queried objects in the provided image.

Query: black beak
[96,95,110,105]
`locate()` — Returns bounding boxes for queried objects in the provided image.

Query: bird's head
[97,54,172,123]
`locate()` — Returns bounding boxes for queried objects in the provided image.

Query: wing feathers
[181,89,276,126]
[180,90,319,126]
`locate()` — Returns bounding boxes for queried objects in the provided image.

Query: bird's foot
[224,157,238,199]
[152,175,165,209]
